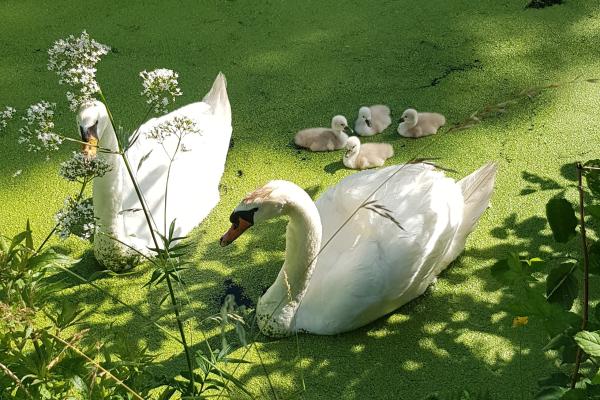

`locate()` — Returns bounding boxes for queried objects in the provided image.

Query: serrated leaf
[546,197,578,243]
[137,150,153,172]
[546,261,579,310]
[574,331,600,357]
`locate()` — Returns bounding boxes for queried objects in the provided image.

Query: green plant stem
[125,106,153,150]
[51,264,183,345]
[98,91,160,249]
[36,179,89,252]
[519,329,523,400]
[98,91,196,395]
[254,342,279,400]
[0,362,33,399]
[571,162,591,389]
[165,274,196,392]
[120,153,160,249]
[163,134,183,235]
[48,332,144,400]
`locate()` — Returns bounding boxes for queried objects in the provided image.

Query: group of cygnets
[294,105,446,170]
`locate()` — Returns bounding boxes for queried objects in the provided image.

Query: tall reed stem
[97,91,195,391]
[571,162,590,388]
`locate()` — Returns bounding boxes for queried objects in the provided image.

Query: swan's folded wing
[301,164,464,333]
[121,101,232,247]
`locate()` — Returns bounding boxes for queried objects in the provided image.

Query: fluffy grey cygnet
[354,105,392,136]
[397,108,446,138]
[294,115,352,151]
[343,136,394,170]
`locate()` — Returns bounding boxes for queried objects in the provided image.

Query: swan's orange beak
[80,122,99,157]
[220,218,252,247]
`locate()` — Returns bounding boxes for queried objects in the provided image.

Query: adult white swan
[220,162,497,336]
[77,73,232,271]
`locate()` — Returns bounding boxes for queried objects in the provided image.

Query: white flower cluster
[139,68,183,114]
[146,115,200,144]
[47,31,110,111]
[18,101,62,152]
[54,197,96,240]
[59,151,112,182]
[0,106,16,132]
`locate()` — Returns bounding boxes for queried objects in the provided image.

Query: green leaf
[510,288,580,336]
[546,197,578,243]
[29,251,74,269]
[158,293,170,306]
[168,219,176,241]
[157,387,177,400]
[589,241,600,274]
[137,150,153,172]
[591,369,600,385]
[544,333,572,351]
[491,253,538,284]
[561,389,587,400]
[9,230,28,251]
[535,386,568,400]
[143,270,164,288]
[574,331,600,357]
[587,205,600,220]
[595,304,600,324]
[215,369,252,397]
[25,219,33,249]
[584,160,600,197]
[562,339,579,364]
[546,261,579,310]
[538,372,571,388]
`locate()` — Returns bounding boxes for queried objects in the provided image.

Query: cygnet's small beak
[398,117,405,124]
[343,125,354,135]
[80,122,99,157]
[365,119,372,128]
[220,218,252,247]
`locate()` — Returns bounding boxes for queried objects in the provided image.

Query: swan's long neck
[257,191,322,337]
[92,121,128,253]
[343,149,359,169]
[407,117,418,128]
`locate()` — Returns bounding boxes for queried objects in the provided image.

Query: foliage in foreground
[0,31,257,399]
[492,161,600,399]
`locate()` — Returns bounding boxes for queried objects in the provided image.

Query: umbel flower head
[0,106,16,133]
[54,197,96,240]
[59,151,112,182]
[146,115,200,144]
[48,31,110,111]
[140,68,183,114]
[18,101,62,153]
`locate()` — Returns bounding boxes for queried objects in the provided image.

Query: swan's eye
[229,208,259,227]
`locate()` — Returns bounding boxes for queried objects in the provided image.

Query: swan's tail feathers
[443,162,498,264]
[203,72,231,125]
